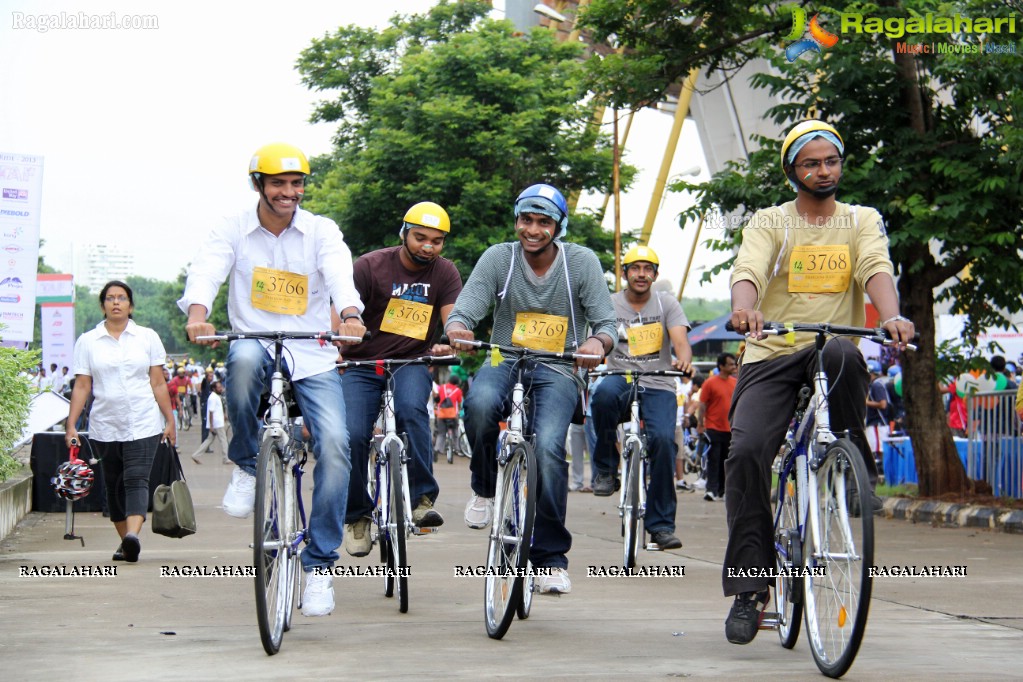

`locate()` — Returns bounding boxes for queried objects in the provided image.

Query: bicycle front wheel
[254,438,291,655]
[622,442,642,569]
[773,452,803,649]
[803,438,874,678]
[484,442,537,639]
[386,441,409,613]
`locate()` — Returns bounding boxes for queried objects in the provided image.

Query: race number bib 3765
[379,298,433,340]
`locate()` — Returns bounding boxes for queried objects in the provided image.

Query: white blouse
[73,319,167,442]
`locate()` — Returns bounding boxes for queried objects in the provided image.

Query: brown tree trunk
[898,247,977,496]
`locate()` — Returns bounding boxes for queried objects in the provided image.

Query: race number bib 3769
[251,267,309,315]
[512,312,569,352]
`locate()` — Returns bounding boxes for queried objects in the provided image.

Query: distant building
[78,244,135,293]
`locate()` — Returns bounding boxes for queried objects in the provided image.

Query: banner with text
[0,152,44,343]
[40,303,74,375]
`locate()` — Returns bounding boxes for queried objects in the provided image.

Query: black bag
[439,395,454,409]
[151,445,197,538]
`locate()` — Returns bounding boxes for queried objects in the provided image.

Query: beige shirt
[730,201,894,363]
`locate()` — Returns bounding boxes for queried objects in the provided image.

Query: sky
[0,0,731,302]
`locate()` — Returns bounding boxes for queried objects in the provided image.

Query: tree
[156,271,230,364]
[296,0,628,285]
[580,0,1023,496]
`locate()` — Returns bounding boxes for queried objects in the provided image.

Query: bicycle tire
[484,441,537,639]
[282,453,302,633]
[387,440,409,613]
[517,570,533,620]
[773,450,803,649]
[182,405,192,431]
[622,442,642,569]
[446,432,454,464]
[803,438,874,678]
[253,438,290,655]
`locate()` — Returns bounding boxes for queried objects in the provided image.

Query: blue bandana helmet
[514,184,569,239]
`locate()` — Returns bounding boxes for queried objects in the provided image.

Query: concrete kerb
[883,496,1023,534]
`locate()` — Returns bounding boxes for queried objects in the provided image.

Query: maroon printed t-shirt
[344,246,462,360]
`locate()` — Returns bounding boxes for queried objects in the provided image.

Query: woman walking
[66,281,176,562]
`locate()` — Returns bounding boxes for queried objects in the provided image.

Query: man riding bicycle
[590,245,693,550]
[722,120,915,645]
[445,183,615,595]
[180,142,366,618]
[335,201,463,557]
[433,375,464,456]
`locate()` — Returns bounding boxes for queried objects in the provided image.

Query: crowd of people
[57,121,920,645]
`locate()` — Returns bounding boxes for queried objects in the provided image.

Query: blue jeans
[225,339,351,571]
[341,364,437,523]
[591,376,678,534]
[465,360,578,570]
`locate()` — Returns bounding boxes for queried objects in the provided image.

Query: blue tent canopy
[688,313,743,344]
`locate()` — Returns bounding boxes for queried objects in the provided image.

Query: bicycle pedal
[758,612,781,630]
[412,527,439,536]
[644,542,663,551]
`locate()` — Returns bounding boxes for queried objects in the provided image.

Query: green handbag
[152,446,197,538]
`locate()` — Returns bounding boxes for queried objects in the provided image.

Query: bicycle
[588,368,689,569]
[440,417,467,464]
[735,321,915,678]
[682,428,709,481]
[450,337,599,639]
[199,330,361,656]
[337,354,461,614]
[180,397,193,431]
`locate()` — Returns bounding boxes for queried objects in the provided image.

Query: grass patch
[876,482,918,498]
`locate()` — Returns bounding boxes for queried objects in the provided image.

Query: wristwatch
[342,313,364,324]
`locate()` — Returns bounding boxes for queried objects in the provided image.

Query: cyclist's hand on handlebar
[430,342,455,356]
[671,356,693,375]
[333,320,367,347]
[445,327,476,351]
[187,320,218,347]
[882,315,915,351]
[575,337,605,370]
[731,308,765,340]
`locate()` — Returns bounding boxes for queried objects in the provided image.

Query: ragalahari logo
[782,4,839,61]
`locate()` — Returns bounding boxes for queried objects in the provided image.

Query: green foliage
[158,270,231,364]
[297,0,627,285]
[0,327,40,476]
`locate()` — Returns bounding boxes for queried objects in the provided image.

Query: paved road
[2,425,1021,681]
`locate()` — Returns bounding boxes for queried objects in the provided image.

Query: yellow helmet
[780,120,843,171]
[249,143,310,176]
[402,202,450,233]
[623,245,660,267]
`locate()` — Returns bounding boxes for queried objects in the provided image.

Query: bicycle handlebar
[588,368,692,379]
[724,321,918,351]
[337,355,462,370]
[197,330,370,344]
[441,335,601,362]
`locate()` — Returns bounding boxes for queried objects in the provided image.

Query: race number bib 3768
[788,245,851,293]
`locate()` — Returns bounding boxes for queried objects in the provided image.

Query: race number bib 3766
[788,245,851,293]
[512,312,569,352]
[250,267,309,315]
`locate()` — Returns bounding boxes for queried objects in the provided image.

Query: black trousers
[721,340,872,596]
[705,428,731,497]
[95,434,161,523]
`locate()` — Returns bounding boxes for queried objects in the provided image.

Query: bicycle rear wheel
[446,431,454,464]
[773,451,803,649]
[484,442,537,639]
[622,442,642,569]
[386,441,409,613]
[254,438,290,655]
[803,438,874,678]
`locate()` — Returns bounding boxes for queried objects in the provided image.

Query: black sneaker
[112,544,125,562]
[121,534,141,563]
[650,531,682,550]
[593,472,620,497]
[725,590,769,645]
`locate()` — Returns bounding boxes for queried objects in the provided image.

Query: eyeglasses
[104,295,129,303]
[794,157,843,171]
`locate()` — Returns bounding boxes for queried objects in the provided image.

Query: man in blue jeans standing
[181,142,365,618]
[336,201,463,557]
[590,245,693,549]
[445,184,615,595]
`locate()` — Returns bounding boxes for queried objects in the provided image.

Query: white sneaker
[222,468,256,518]
[464,494,494,529]
[301,571,334,617]
[694,478,707,491]
[536,568,571,594]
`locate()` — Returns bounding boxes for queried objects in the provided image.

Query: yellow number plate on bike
[379,298,433,340]
[788,245,850,293]
[512,312,568,352]
[251,267,308,315]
